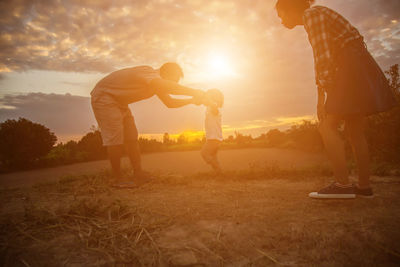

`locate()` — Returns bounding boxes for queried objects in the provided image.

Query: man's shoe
[354,185,374,198]
[309,182,356,199]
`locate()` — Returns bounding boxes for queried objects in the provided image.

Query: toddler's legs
[201,140,221,173]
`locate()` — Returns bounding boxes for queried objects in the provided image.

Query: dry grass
[0,166,399,266]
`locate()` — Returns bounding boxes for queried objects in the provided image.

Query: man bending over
[91,62,204,187]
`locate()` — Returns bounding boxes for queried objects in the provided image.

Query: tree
[0,118,57,169]
[234,132,252,146]
[163,132,172,145]
[77,129,107,160]
[385,64,400,102]
[265,129,286,146]
[44,140,80,166]
[367,64,400,164]
[138,137,163,153]
[177,133,187,144]
[286,121,323,152]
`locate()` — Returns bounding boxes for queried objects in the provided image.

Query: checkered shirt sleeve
[303,6,363,90]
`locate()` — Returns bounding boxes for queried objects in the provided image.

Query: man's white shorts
[91,90,138,146]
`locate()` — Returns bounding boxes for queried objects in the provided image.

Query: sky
[0,0,399,142]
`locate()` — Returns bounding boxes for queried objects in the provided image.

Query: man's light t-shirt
[91,66,161,105]
[205,107,223,141]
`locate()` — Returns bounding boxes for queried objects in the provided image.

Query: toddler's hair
[206,89,224,108]
[275,0,315,13]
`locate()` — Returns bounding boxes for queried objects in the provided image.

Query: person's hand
[316,86,326,122]
[317,103,326,122]
[191,95,203,105]
[194,89,206,98]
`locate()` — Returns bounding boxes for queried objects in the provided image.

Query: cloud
[0,93,96,137]
[0,0,397,75]
[222,115,316,136]
[61,81,87,87]
[318,0,400,68]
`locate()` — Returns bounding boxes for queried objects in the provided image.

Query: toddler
[201,89,224,174]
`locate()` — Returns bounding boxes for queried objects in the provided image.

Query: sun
[207,52,236,78]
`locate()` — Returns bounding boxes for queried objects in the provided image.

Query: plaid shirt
[303,6,363,90]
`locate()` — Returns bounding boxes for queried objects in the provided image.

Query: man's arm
[149,78,204,97]
[157,93,199,108]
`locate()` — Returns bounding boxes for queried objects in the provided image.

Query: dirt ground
[0,168,399,266]
[0,148,328,188]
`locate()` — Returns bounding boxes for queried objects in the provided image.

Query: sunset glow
[0,1,398,264]
[206,52,236,78]
[0,0,398,140]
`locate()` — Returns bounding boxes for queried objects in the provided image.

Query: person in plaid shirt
[303,5,363,91]
[275,0,396,199]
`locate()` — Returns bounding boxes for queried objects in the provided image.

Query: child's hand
[192,95,204,105]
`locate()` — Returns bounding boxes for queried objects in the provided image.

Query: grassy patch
[0,170,399,266]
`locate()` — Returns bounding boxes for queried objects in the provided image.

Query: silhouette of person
[91,63,204,187]
[275,0,396,198]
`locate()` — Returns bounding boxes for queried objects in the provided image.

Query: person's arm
[157,93,198,108]
[149,78,204,97]
[303,8,332,90]
[317,86,326,121]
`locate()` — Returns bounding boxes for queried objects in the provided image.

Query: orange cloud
[0,0,397,75]
[221,115,316,136]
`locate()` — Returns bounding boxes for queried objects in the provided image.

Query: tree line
[0,64,399,173]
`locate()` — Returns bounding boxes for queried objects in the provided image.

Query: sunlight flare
[205,51,237,79]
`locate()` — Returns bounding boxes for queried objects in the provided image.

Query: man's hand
[194,89,206,99]
[157,93,200,108]
[191,95,204,106]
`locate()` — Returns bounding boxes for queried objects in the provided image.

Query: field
[1,162,400,266]
[0,148,328,188]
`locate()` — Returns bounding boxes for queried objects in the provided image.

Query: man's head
[276,0,314,29]
[160,62,184,82]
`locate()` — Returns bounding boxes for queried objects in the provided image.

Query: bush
[138,137,164,153]
[77,129,107,161]
[286,120,324,152]
[0,118,57,170]
[366,64,400,164]
[265,129,286,147]
[43,141,81,166]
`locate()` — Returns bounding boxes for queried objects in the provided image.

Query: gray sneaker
[309,182,356,199]
[354,185,374,198]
